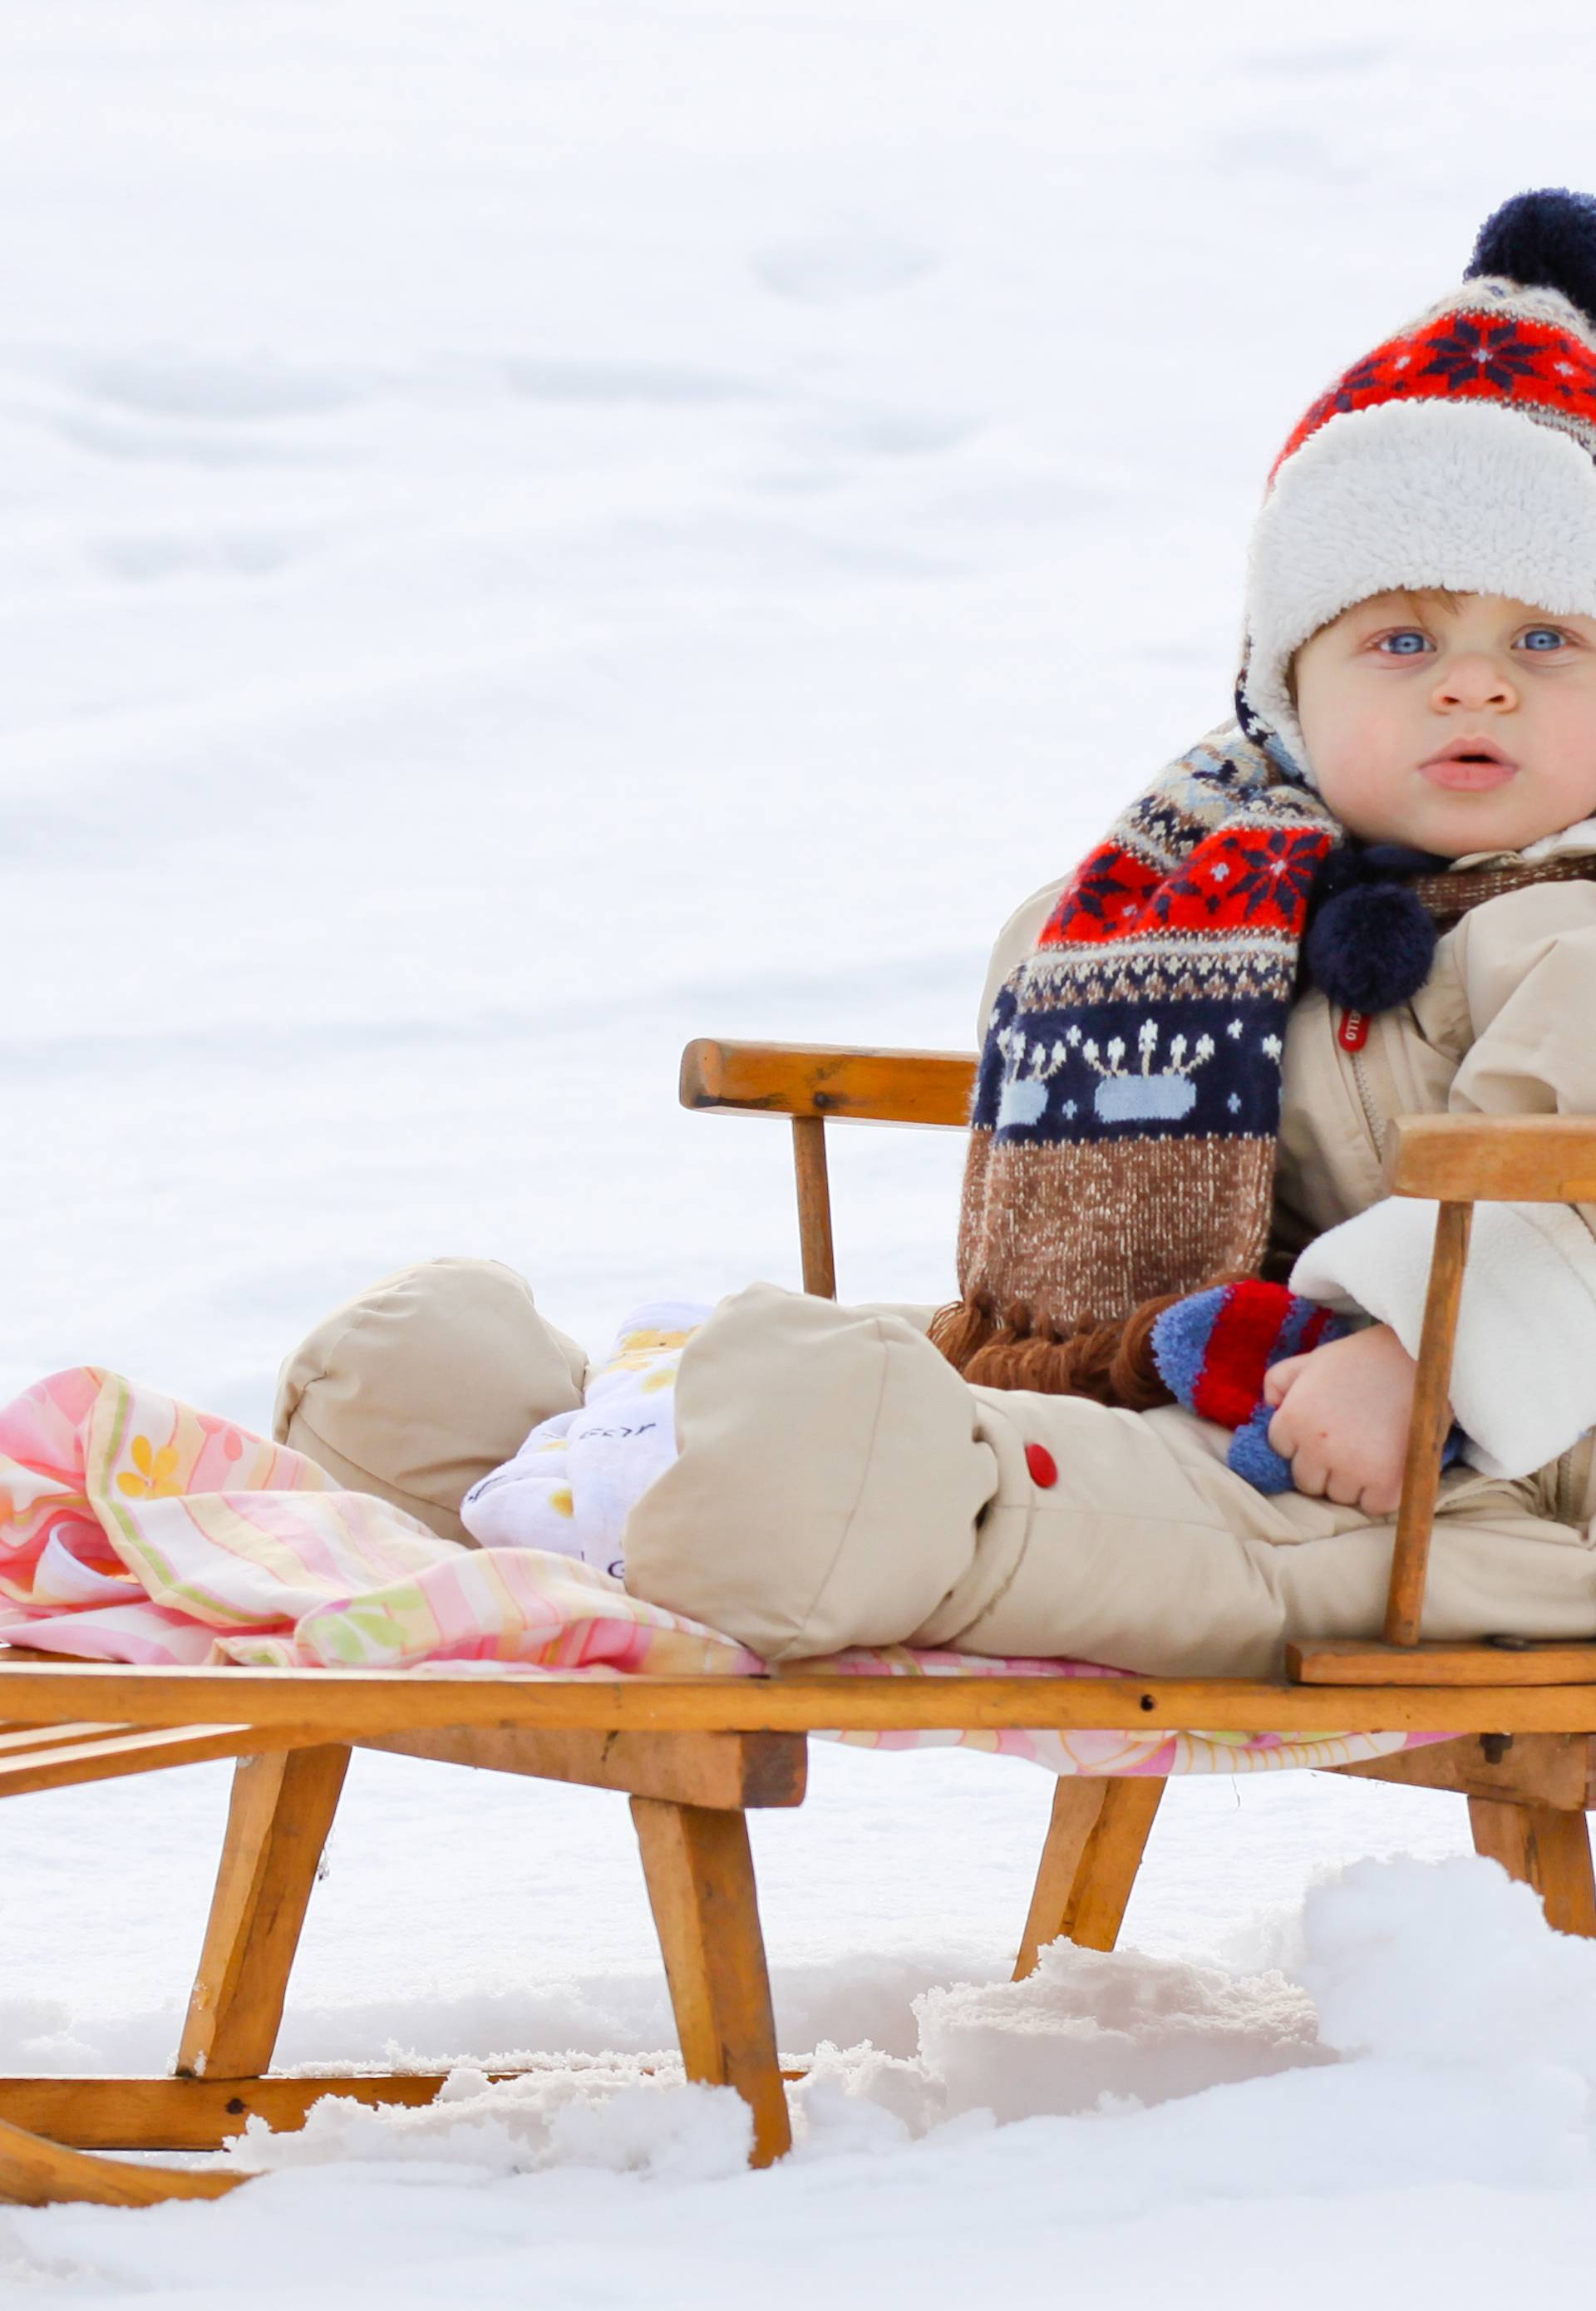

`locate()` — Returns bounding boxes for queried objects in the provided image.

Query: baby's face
[1291,591,1596,855]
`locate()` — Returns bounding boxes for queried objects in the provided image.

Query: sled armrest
[679,1041,977,1127]
[1313,1112,1596,1663]
[1384,1113,1596,1204]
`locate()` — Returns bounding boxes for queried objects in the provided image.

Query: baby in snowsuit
[274,188,1596,1678]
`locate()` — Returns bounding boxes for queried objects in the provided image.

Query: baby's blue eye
[1377,630,1431,655]
[1519,626,1569,652]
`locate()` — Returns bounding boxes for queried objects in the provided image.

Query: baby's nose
[1434,650,1515,706]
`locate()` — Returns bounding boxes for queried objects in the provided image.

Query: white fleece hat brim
[1242,396,1596,776]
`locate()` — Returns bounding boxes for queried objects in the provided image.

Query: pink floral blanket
[0,1367,1435,1779]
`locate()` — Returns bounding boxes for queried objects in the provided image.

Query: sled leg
[630,1796,791,2166]
[1014,1776,1165,1978]
[177,1745,351,2079]
[0,2115,246,2208]
[1468,1796,1596,1938]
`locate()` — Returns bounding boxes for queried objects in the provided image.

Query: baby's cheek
[1308,742,1400,835]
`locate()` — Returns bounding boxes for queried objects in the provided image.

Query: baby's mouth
[1417,739,1519,792]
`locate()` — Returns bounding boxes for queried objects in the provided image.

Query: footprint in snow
[755,219,938,306]
[56,349,372,421]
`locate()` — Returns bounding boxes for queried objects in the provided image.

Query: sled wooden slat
[4,1659,1596,1735]
[0,2074,516,2150]
[0,1721,125,1754]
[361,1725,808,1810]
[0,2064,811,2153]
[0,2115,244,2208]
[680,1038,976,1127]
[0,1722,293,1798]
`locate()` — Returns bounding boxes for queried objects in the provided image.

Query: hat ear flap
[1465,187,1596,331]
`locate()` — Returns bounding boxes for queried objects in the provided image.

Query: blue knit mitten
[1150,1279,1465,1495]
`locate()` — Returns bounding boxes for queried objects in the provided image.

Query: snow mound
[0,1947,993,2082]
[913,1936,1328,2122]
[234,2066,752,2182]
[786,1926,1328,2138]
[1303,1852,1596,2075]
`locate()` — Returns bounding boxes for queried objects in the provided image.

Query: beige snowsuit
[273,859,1596,1677]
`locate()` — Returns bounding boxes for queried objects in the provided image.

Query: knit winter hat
[1241,188,1596,780]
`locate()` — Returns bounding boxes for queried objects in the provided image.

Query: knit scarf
[929,714,1596,1406]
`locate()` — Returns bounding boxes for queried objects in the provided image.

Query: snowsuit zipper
[1337,1008,1386,1160]
[1349,1046,1385,1160]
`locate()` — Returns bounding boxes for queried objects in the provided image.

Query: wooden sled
[3,1046,1596,2205]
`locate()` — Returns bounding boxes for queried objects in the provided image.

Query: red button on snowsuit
[1024,1442,1057,1489]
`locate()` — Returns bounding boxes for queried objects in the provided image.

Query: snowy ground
[7,0,1596,2299]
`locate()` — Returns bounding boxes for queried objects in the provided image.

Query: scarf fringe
[929,1271,1259,1412]
[926,1293,1172,1410]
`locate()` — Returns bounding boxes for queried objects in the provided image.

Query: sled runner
[2,1047,1596,2204]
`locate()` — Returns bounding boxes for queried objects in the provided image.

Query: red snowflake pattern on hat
[1268,302,1596,484]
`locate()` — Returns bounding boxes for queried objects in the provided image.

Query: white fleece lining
[1288,1195,1596,1481]
[1243,397,1596,776]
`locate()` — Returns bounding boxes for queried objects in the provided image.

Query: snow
[7,0,1596,2296]
[12,1835,1596,2306]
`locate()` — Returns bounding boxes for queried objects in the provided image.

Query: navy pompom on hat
[1467,187,1596,323]
[1241,188,1596,785]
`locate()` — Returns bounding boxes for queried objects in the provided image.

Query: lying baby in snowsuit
[274,188,1596,1678]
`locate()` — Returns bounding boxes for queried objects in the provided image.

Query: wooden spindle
[791,1116,837,1298]
[1383,1200,1471,1648]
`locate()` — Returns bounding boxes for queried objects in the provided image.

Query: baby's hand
[1262,1324,1437,1518]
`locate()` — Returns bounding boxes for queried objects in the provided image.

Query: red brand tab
[1337,1008,1370,1052]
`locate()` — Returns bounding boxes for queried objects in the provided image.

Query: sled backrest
[678,1040,976,1300]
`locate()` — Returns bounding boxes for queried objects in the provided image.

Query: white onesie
[458,1301,707,1579]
